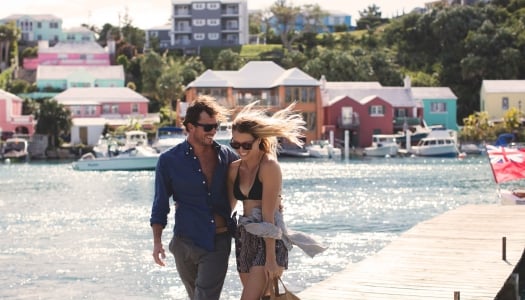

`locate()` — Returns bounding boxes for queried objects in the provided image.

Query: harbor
[0,155,518,299]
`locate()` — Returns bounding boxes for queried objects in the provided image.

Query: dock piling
[502,236,507,261]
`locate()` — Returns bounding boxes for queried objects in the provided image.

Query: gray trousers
[169,233,231,300]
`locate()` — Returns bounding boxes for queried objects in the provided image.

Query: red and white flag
[486,145,525,183]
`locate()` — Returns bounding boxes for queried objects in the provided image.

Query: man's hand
[153,243,166,266]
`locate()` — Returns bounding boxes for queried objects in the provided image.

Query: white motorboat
[1,137,30,162]
[306,140,341,158]
[408,129,461,158]
[72,145,159,171]
[499,189,525,205]
[363,134,402,157]
[214,122,232,147]
[152,126,186,153]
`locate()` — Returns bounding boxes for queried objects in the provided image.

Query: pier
[298,204,525,300]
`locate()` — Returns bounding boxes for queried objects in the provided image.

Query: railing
[236,96,279,107]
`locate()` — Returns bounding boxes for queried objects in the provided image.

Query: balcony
[174,25,191,33]
[393,117,421,129]
[236,96,279,107]
[221,9,239,16]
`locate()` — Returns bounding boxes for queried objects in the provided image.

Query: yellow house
[480,80,525,120]
[184,61,323,143]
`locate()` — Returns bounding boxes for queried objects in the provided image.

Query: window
[430,102,447,113]
[70,106,82,116]
[284,86,316,103]
[502,97,509,110]
[193,19,205,26]
[396,108,407,117]
[207,19,220,26]
[369,105,384,116]
[207,3,220,9]
[193,3,205,10]
[208,33,219,40]
[102,104,110,114]
[194,33,205,40]
[86,106,97,116]
[37,22,42,29]
[301,112,317,131]
[131,104,139,113]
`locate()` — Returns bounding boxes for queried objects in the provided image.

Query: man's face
[189,111,218,146]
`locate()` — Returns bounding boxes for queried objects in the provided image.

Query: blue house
[266,9,352,34]
[412,86,458,130]
[0,14,63,42]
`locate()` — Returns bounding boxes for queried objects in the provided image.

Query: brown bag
[269,277,300,300]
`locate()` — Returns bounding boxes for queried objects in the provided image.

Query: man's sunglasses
[229,140,256,150]
[193,122,219,132]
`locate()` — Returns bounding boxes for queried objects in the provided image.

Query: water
[0,156,502,299]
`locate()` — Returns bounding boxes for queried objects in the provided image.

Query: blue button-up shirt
[150,140,238,252]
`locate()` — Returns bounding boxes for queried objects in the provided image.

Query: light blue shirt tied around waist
[238,207,328,258]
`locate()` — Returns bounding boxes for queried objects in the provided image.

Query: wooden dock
[298,204,525,300]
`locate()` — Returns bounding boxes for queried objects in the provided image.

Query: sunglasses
[193,122,219,132]
[230,140,256,150]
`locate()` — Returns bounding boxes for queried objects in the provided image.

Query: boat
[72,145,159,171]
[363,134,402,157]
[459,143,485,155]
[1,137,30,162]
[407,128,461,157]
[152,126,186,153]
[214,122,232,147]
[486,145,525,205]
[306,140,342,158]
[395,124,432,148]
[278,143,310,158]
[72,130,159,171]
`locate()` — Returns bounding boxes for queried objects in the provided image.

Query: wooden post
[502,236,507,261]
[454,291,460,300]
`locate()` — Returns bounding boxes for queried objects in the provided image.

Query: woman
[227,102,306,300]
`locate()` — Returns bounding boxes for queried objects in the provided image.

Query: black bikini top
[233,161,263,201]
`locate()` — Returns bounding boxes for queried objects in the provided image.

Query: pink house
[0,90,35,139]
[54,87,158,145]
[324,95,395,147]
[320,78,420,148]
[24,41,110,70]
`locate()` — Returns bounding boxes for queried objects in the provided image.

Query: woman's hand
[264,260,283,279]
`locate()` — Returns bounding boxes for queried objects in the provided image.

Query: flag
[486,145,525,183]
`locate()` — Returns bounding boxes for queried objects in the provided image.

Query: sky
[3,0,428,29]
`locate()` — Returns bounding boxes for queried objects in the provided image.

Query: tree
[34,99,72,149]
[140,50,164,97]
[214,49,244,70]
[0,21,20,70]
[270,1,327,51]
[356,5,385,30]
[460,111,495,142]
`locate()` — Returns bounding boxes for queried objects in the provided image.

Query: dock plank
[298,205,525,300]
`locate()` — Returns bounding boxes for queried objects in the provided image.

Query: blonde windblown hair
[232,101,306,157]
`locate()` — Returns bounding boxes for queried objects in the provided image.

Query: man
[150,96,238,300]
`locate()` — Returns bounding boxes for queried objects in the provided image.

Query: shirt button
[202,181,206,184]
[211,219,215,223]
[198,169,202,172]
[193,156,197,160]
[208,192,211,196]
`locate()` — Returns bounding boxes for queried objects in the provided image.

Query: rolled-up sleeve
[150,155,172,227]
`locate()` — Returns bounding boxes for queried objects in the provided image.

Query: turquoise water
[0,155,501,299]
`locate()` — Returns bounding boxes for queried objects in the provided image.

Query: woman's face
[230,130,259,158]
